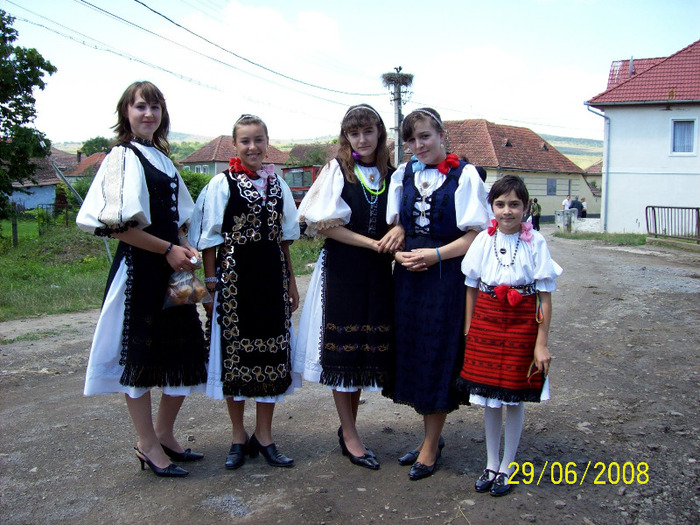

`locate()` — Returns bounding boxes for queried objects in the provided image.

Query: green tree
[0,10,57,218]
[81,136,111,157]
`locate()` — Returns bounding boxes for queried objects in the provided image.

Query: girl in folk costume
[190,114,300,469]
[76,81,208,478]
[456,175,562,497]
[294,104,403,470]
[386,108,490,481]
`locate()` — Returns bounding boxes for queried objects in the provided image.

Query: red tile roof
[444,119,582,174]
[585,160,602,174]
[71,152,106,176]
[606,58,664,89]
[181,135,289,164]
[12,147,81,188]
[588,38,700,106]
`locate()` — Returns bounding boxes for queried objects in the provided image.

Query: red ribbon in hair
[436,153,459,174]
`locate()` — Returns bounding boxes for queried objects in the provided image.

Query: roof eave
[586,99,700,109]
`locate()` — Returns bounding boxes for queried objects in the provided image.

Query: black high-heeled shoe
[339,426,376,459]
[339,434,380,470]
[225,434,249,470]
[248,434,294,468]
[134,446,188,477]
[161,443,204,462]
[408,447,441,481]
[398,435,445,466]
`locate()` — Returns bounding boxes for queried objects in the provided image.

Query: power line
[132,0,384,97]
[10,12,222,92]
[70,0,352,108]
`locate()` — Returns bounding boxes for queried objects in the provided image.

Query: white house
[585,39,700,234]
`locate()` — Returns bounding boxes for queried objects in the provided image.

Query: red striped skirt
[455,291,544,403]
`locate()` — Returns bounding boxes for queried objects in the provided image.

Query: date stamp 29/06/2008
[508,461,649,486]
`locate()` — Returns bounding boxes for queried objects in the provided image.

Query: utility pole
[382,67,413,166]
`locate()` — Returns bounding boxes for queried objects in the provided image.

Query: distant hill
[541,134,603,169]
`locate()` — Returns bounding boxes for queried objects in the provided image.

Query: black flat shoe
[475,468,498,493]
[225,435,249,470]
[249,434,294,468]
[398,435,445,466]
[339,435,380,470]
[408,448,441,481]
[161,443,204,462]
[134,446,188,477]
[490,472,513,497]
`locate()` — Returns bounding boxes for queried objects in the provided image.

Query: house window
[546,179,557,195]
[202,165,209,175]
[195,166,201,173]
[671,119,696,153]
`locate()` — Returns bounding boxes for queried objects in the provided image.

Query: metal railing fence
[645,206,700,244]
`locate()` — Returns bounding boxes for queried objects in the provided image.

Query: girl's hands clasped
[396,248,439,272]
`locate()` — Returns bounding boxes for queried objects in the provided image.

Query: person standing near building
[530,198,541,231]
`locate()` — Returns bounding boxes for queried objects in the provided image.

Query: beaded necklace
[492,229,520,267]
[353,164,385,205]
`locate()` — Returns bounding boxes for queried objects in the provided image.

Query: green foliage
[81,136,111,156]
[170,141,204,161]
[0,10,57,217]
[0,218,322,320]
[180,170,211,200]
[0,223,116,321]
[289,236,323,275]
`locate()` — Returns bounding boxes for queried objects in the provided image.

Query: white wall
[603,104,700,233]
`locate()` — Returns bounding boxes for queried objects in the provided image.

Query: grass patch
[554,231,647,245]
[0,330,63,345]
[0,222,324,322]
[290,236,323,275]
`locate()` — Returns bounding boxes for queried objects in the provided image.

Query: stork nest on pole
[381,72,414,88]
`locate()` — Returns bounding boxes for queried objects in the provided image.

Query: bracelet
[435,247,442,279]
[163,242,173,256]
[203,276,217,283]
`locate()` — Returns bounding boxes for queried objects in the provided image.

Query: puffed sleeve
[188,172,230,250]
[531,231,563,292]
[298,160,351,236]
[278,176,300,241]
[461,230,490,288]
[76,146,151,236]
[386,163,407,226]
[455,164,490,232]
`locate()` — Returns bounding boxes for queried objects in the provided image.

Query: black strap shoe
[161,443,204,462]
[398,435,445,466]
[475,469,498,492]
[490,472,513,497]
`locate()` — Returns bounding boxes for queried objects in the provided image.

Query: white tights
[484,402,525,478]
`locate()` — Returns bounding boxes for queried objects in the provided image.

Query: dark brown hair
[401,107,446,144]
[488,175,529,207]
[336,104,392,184]
[112,81,170,155]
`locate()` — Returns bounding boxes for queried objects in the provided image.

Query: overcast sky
[5,0,700,144]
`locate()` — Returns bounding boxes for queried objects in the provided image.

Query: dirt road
[1,225,699,525]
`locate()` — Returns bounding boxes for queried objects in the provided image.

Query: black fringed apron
[319,163,394,388]
[102,143,207,388]
[214,170,293,397]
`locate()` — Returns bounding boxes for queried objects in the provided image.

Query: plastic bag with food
[163,271,212,308]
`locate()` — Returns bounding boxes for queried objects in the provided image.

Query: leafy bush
[180,170,212,200]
